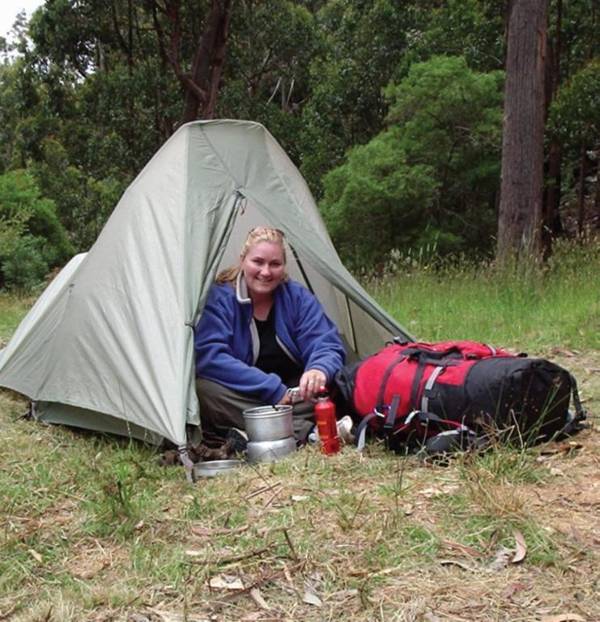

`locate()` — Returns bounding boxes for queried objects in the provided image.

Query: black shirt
[254,308,303,386]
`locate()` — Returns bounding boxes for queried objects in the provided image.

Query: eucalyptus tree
[497,0,548,264]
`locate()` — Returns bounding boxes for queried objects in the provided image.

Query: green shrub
[1,234,48,290]
[320,55,503,269]
[0,168,73,289]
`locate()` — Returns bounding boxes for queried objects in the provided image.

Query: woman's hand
[278,391,292,406]
[299,369,327,401]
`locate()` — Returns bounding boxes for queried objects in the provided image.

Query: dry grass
[1,279,599,622]
[0,350,598,622]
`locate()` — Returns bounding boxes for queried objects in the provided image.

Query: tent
[0,120,412,453]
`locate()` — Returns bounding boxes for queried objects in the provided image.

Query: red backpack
[336,340,585,452]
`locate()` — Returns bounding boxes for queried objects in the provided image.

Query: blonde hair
[216,226,287,284]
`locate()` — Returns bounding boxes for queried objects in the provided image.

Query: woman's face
[241,241,286,299]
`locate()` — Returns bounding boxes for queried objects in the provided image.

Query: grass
[370,240,600,350]
[0,242,599,620]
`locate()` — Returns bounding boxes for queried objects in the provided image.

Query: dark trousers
[195,378,315,442]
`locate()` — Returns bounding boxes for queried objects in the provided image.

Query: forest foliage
[0,0,599,288]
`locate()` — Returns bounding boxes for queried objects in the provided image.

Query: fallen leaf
[421,487,443,498]
[291,495,309,502]
[540,615,585,622]
[250,587,270,610]
[511,530,527,563]
[303,589,322,607]
[71,559,109,580]
[540,442,583,456]
[28,549,43,563]
[134,520,145,530]
[208,574,244,590]
[328,589,359,600]
[551,348,577,357]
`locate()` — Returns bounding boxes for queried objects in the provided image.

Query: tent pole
[289,244,314,294]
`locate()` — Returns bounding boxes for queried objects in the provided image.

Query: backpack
[335,340,586,453]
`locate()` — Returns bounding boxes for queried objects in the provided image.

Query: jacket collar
[235,271,252,304]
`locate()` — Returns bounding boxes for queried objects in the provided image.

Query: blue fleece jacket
[194,279,346,404]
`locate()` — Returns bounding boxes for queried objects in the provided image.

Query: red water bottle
[314,388,340,455]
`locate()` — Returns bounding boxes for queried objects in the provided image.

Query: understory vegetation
[1,245,598,621]
[369,239,600,350]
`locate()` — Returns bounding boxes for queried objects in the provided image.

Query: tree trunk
[181,0,232,124]
[150,0,232,125]
[497,0,548,264]
[577,143,587,238]
[594,153,600,229]
[543,141,563,252]
[542,0,562,257]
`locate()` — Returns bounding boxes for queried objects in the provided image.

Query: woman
[194,226,346,441]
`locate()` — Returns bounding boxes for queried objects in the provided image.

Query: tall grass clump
[368,239,600,349]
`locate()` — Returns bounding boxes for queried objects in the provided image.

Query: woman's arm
[290,285,346,395]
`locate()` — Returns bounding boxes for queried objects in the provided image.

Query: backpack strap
[356,411,380,451]
[569,373,586,422]
[375,354,406,411]
[420,365,444,412]
[383,394,401,449]
[383,394,400,435]
[408,351,463,412]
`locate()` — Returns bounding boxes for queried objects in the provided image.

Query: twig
[245,482,281,500]
[262,487,283,509]
[282,528,299,562]
[190,546,271,566]
[191,524,249,537]
[349,491,368,529]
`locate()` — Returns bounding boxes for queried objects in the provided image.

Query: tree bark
[594,154,600,229]
[181,0,232,124]
[150,0,232,125]
[577,143,587,238]
[542,0,563,257]
[497,0,548,264]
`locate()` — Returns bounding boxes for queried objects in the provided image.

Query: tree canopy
[0,0,598,286]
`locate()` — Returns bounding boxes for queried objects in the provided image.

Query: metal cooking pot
[243,405,294,442]
[246,436,297,463]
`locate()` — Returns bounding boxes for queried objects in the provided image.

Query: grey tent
[0,120,411,451]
